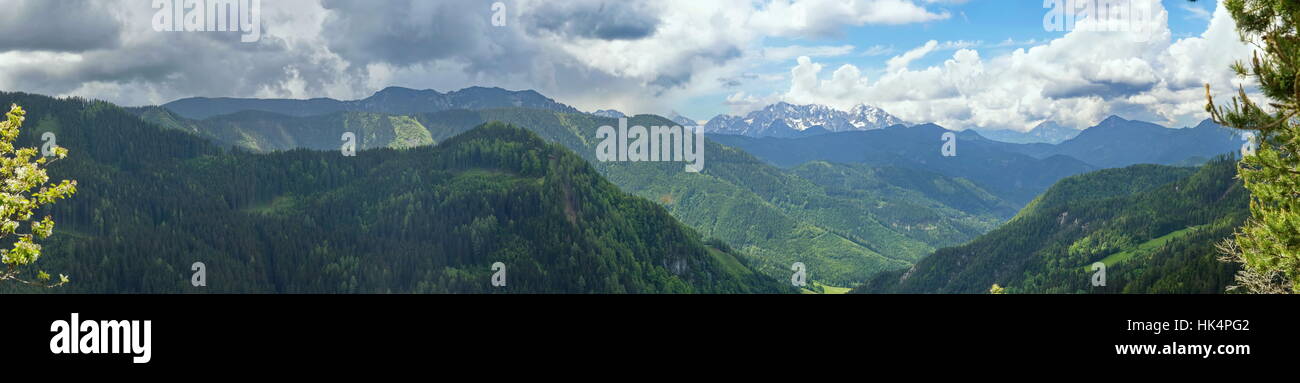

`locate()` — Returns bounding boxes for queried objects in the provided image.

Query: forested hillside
[854,157,1248,294]
[0,91,1255,294]
[128,107,434,152]
[0,92,786,293]
[136,106,1016,286]
[159,86,580,119]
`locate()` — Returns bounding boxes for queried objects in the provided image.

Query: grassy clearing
[1097,226,1201,267]
[244,195,300,216]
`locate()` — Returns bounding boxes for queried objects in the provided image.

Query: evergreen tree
[1207,0,1300,293]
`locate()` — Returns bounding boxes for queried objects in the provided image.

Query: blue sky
[784,0,1214,73]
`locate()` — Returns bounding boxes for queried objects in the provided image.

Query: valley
[131,93,1027,287]
[1,85,1251,294]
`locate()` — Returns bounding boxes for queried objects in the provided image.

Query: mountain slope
[666,111,698,127]
[1,91,785,293]
[409,109,996,284]
[994,117,1240,168]
[593,109,626,119]
[160,86,580,120]
[790,162,1020,219]
[136,105,1014,285]
[710,124,1098,204]
[130,107,435,152]
[1053,117,1239,168]
[853,157,1247,294]
[974,121,1081,144]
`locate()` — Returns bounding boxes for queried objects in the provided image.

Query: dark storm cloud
[314,0,660,92]
[521,0,661,40]
[0,0,357,107]
[0,0,124,52]
[0,0,713,112]
[319,0,507,67]
[1042,80,1157,100]
[3,29,350,104]
[650,44,742,91]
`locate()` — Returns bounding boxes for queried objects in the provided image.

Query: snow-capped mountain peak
[666,111,699,127]
[703,102,907,137]
[593,109,626,119]
[849,104,908,129]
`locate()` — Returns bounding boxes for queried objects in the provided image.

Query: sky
[0,0,1256,132]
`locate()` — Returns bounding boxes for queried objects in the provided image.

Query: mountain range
[992,116,1242,168]
[711,117,1241,203]
[160,86,580,120]
[1,91,786,293]
[130,104,1013,286]
[593,109,698,127]
[703,102,908,138]
[134,86,1245,287]
[665,111,700,127]
[974,121,1081,144]
[710,124,1098,204]
[7,84,1251,293]
[593,109,626,119]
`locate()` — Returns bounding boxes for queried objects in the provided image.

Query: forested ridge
[0,91,787,293]
[134,106,1016,286]
[854,157,1248,294]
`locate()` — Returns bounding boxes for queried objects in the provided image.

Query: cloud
[0,0,957,115]
[886,40,939,72]
[520,0,663,40]
[723,91,782,115]
[1179,3,1213,21]
[0,0,1241,134]
[320,0,499,67]
[0,0,1026,120]
[776,0,1258,131]
[749,0,950,38]
[860,45,895,56]
[763,45,856,61]
[497,0,959,115]
[0,0,364,106]
[0,0,124,52]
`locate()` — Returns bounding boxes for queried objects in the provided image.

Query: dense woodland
[134,105,1016,286]
[0,90,1252,294]
[854,157,1248,294]
[0,92,786,293]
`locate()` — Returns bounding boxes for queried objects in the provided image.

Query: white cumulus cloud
[774,0,1258,131]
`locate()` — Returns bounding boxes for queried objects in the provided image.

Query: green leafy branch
[0,104,77,288]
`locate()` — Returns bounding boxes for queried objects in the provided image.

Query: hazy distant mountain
[593,109,626,119]
[713,116,1243,202]
[709,124,1096,204]
[162,86,580,119]
[666,111,699,127]
[794,125,833,137]
[703,102,907,137]
[974,121,1081,144]
[994,116,1240,168]
[590,110,698,126]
